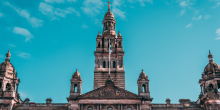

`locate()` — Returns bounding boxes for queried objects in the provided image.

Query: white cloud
[216,28,220,35]
[112,8,126,19]
[212,2,220,8]
[112,0,126,19]
[82,24,89,28]
[192,15,202,20]
[0,13,3,18]
[216,28,220,40]
[39,2,80,20]
[186,23,192,28]
[216,37,220,40]
[13,27,34,42]
[44,0,65,3]
[177,0,195,16]
[128,0,153,6]
[17,51,31,59]
[81,0,104,15]
[204,15,211,20]
[179,1,187,7]
[180,9,185,16]
[9,44,16,47]
[4,2,43,28]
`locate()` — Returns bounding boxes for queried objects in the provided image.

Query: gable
[77,84,142,99]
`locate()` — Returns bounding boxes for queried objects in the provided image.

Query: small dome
[103,11,115,21]
[204,62,220,74]
[204,50,220,74]
[138,69,148,81]
[72,69,81,80]
[0,61,15,73]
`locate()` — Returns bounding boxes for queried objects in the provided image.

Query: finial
[5,49,11,61]
[107,0,112,12]
[76,69,78,72]
[142,69,143,72]
[208,50,213,62]
[98,31,101,35]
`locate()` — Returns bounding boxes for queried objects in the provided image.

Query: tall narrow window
[115,44,117,48]
[142,84,146,93]
[74,84,77,93]
[103,61,106,68]
[108,42,109,48]
[88,107,93,110]
[113,61,116,68]
[98,42,100,48]
[119,42,121,47]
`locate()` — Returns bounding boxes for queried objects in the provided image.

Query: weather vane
[107,0,112,11]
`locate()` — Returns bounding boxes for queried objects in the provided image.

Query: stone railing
[0,91,15,98]
[16,103,68,107]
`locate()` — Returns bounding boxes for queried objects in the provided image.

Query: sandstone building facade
[0,2,220,110]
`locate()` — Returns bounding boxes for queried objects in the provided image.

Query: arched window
[107,107,113,110]
[98,42,100,48]
[88,107,93,110]
[127,107,132,110]
[142,84,146,93]
[74,84,77,93]
[113,61,116,68]
[119,42,121,47]
[103,61,106,68]
[6,83,12,91]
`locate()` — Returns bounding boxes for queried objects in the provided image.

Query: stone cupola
[137,69,150,98]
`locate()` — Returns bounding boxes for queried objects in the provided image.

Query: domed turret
[102,0,116,33]
[72,69,81,80]
[69,69,82,99]
[137,69,150,98]
[203,50,220,75]
[0,49,16,77]
[138,69,149,81]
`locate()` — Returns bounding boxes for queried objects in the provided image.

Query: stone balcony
[0,91,15,98]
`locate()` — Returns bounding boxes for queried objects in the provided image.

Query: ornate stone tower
[94,2,125,89]
[0,50,21,109]
[67,69,82,110]
[198,50,220,106]
[137,69,150,98]
[69,69,82,98]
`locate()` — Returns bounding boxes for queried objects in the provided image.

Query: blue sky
[0,0,220,104]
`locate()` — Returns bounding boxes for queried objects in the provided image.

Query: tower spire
[107,0,112,12]
[208,50,213,62]
[5,49,11,61]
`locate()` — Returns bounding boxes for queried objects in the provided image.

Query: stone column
[147,83,150,93]
[200,85,203,95]
[16,84,19,93]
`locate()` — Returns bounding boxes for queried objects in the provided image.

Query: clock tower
[94,1,125,89]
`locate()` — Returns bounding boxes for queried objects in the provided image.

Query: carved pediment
[77,84,142,99]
